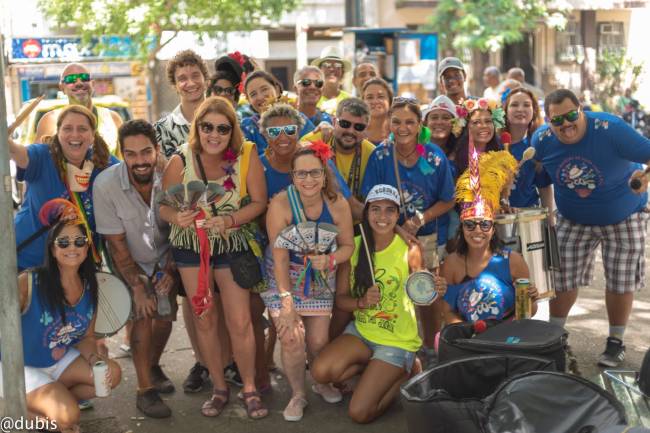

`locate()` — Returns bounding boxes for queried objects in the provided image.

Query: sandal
[283,395,308,422]
[201,388,229,417]
[237,383,272,400]
[241,390,269,419]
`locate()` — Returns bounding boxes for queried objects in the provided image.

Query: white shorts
[0,348,80,397]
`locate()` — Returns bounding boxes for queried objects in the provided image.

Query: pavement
[69,245,650,431]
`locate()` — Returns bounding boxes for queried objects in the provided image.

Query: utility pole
[0,33,28,423]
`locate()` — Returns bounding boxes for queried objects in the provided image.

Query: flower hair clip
[307,140,333,164]
[455,98,506,131]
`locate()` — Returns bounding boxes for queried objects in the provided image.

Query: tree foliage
[594,49,644,113]
[425,0,570,52]
[38,0,301,61]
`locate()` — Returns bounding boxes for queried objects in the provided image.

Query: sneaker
[78,399,93,410]
[136,388,172,418]
[183,362,209,393]
[224,362,243,387]
[598,337,626,368]
[311,383,342,404]
[151,364,175,394]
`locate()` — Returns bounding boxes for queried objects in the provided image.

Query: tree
[38,0,300,117]
[424,0,569,53]
[594,49,644,113]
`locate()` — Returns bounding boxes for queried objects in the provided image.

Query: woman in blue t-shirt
[502,87,553,209]
[440,214,538,324]
[241,70,315,155]
[9,105,117,270]
[0,219,121,433]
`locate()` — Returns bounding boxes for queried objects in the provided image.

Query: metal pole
[0,33,28,423]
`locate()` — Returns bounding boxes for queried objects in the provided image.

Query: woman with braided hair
[9,104,117,271]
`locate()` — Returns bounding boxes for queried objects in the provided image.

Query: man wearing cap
[311,46,352,116]
[35,63,123,156]
[352,63,379,96]
[438,57,470,105]
[533,88,650,368]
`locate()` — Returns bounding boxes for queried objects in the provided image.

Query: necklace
[396,146,417,162]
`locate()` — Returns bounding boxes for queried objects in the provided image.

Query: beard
[335,134,359,151]
[130,165,154,185]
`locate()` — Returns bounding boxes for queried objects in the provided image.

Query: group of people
[4,45,650,432]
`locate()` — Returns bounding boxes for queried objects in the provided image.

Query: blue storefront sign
[10,36,138,62]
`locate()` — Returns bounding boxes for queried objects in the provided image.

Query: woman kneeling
[312,184,445,424]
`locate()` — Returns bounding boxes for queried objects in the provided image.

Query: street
[82,244,650,433]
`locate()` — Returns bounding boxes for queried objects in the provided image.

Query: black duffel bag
[401,354,557,433]
[438,319,568,371]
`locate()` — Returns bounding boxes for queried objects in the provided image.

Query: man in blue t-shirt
[533,88,650,368]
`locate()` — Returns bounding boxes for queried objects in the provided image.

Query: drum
[494,208,557,300]
[95,272,132,337]
[405,271,438,306]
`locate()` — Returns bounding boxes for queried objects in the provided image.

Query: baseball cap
[365,184,401,207]
[423,95,458,120]
[438,57,465,78]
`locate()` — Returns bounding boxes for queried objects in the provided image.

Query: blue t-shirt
[17,272,94,367]
[15,144,119,269]
[508,136,552,208]
[261,155,351,200]
[533,112,650,225]
[444,250,515,322]
[361,141,455,244]
[308,110,333,127]
[241,113,316,155]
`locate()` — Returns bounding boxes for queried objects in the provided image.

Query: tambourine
[94,272,132,337]
[405,271,438,306]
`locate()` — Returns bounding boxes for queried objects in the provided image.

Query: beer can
[515,278,532,320]
[93,360,111,397]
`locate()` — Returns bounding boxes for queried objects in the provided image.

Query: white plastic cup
[93,361,111,397]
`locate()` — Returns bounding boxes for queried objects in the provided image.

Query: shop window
[555,19,583,64]
[598,22,625,57]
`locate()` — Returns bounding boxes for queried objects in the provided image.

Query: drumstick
[358,224,376,285]
[517,147,536,169]
[630,166,650,191]
[8,95,44,136]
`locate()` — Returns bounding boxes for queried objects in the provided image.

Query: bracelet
[87,353,99,365]
[278,291,292,299]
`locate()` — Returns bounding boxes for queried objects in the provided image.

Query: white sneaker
[311,383,342,403]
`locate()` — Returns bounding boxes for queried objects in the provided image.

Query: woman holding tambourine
[0,210,121,433]
[312,184,446,424]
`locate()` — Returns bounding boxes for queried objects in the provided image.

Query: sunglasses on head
[62,73,91,84]
[392,96,419,106]
[321,62,343,70]
[199,122,233,135]
[212,85,236,96]
[462,220,494,232]
[55,235,89,249]
[338,119,367,132]
[549,109,580,126]
[296,79,324,89]
[292,168,324,179]
[266,125,298,139]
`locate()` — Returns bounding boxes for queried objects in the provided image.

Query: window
[598,22,625,57]
[555,19,583,64]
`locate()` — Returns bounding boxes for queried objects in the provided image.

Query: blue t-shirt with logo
[533,112,650,225]
[361,141,455,244]
[508,136,553,208]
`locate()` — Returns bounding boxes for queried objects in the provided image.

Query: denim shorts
[344,322,416,372]
[171,247,232,269]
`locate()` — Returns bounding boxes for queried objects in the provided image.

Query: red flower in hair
[308,140,333,164]
[228,51,246,66]
[500,132,512,146]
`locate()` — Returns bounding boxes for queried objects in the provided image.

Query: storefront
[7,36,150,120]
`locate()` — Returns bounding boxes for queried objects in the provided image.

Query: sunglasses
[321,62,343,70]
[266,125,298,139]
[199,122,233,135]
[54,236,89,249]
[62,73,91,84]
[462,220,494,232]
[549,109,580,126]
[296,79,324,88]
[292,168,324,179]
[392,96,419,106]
[212,85,236,96]
[338,119,367,132]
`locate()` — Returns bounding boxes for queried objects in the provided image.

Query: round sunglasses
[199,122,233,135]
[55,235,89,249]
[266,125,298,139]
[462,220,494,232]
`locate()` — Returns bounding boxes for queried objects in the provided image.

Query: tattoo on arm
[105,234,146,291]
